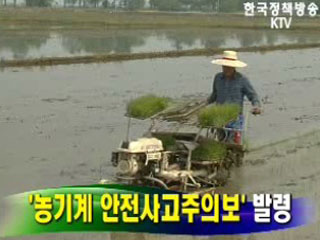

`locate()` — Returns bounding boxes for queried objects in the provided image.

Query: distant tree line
[149,0,246,12]
[0,0,146,9]
[0,0,236,11]
[1,0,320,13]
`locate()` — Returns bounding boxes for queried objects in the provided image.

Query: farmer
[207,50,261,144]
[208,50,261,115]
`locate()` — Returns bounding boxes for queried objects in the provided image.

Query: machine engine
[111,138,170,177]
[110,136,229,191]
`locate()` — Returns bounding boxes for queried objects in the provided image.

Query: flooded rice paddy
[0,45,320,239]
[1,27,320,60]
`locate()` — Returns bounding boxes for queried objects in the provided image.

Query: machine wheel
[235,152,244,167]
[215,165,230,186]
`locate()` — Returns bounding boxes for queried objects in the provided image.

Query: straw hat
[211,50,247,68]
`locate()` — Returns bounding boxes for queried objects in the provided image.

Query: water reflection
[61,30,146,54]
[0,27,319,60]
[0,30,51,59]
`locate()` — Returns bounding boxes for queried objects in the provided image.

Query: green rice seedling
[192,140,227,162]
[198,104,240,128]
[127,95,170,119]
[156,135,177,150]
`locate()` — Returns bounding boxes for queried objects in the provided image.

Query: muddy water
[1,27,320,60]
[0,48,320,239]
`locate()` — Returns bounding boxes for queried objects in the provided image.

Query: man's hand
[251,107,262,115]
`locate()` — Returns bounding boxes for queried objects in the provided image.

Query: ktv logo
[244,2,319,29]
[270,17,292,29]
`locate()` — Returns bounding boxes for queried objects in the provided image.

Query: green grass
[127,95,170,119]
[1,8,320,31]
[192,140,227,162]
[198,104,240,128]
[0,8,270,29]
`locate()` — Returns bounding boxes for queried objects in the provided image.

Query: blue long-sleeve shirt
[208,72,260,107]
